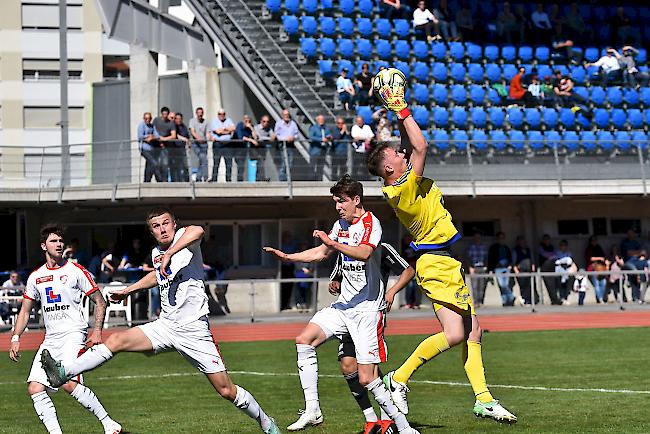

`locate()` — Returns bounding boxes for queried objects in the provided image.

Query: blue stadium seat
[632,131,649,150]
[573,86,589,101]
[518,46,533,62]
[585,47,600,63]
[302,0,318,14]
[507,107,524,129]
[413,84,429,104]
[449,42,465,62]
[285,0,300,14]
[486,64,501,83]
[319,16,336,36]
[624,88,640,106]
[555,65,569,76]
[412,41,429,60]
[525,108,541,129]
[559,108,575,128]
[546,130,561,148]
[339,0,355,15]
[535,46,550,63]
[471,130,488,151]
[593,109,609,128]
[487,88,501,105]
[320,0,333,9]
[301,37,318,58]
[586,65,599,81]
[611,109,627,130]
[488,107,505,128]
[638,88,650,106]
[607,88,623,107]
[433,107,448,127]
[431,43,447,61]
[317,60,333,77]
[356,18,373,37]
[338,38,354,58]
[413,62,429,82]
[468,64,484,82]
[470,107,487,127]
[580,131,597,151]
[357,106,373,124]
[282,15,299,36]
[393,19,410,38]
[266,0,281,14]
[528,130,544,151]
[394,61,410,79]
[467,43,482,62]
[469,85,486,105]
[373,60,389,72]
[597,131,615,151]
[503,64,518,81]
[637,48,647,64]
[484,45,499,62]
[590,87,606,106]
[356,39,372,60]
[615,131,632,151]
[358,0,374,17]
[337,59,353,74]
[570,66,586,85]
[301,16,317,36]
[451,85,467,104]
[628,109,644,129]
[510,130,526,151]
[375,18,392,38]
[338,17,354,37]
[432,84,447,105]
[413,107,429,127]
[537,64,552,79]
[422,130,431,141]
[562,131,580,152]
[432,62,448,82]
[376,39,391,60]
[451,130,469,149]
[434,130,450,152]
[353,61,366,74]
[542,108,558,129]
[450,63,467,82]
[490,130,508,151]
[395,40,411,60]
[502,46,516,62]
[451,107,468,128]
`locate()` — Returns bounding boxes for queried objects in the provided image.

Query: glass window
[21,4,82,29]
[461,221,496,236]
[23,59,83,80]
[557,219,589,235]
[610,219,641,234]
[238,222,279,267]
[205,225,233,268]
[23,107,84,129]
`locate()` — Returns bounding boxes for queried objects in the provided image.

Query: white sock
[367,377,410,431]
[363,407,379,423]
[233,385,272,431]
[31,391,63,434]
[65,344,113,377]
[296,344,320,413]
[70,384,115,428]
[379,406,390,421]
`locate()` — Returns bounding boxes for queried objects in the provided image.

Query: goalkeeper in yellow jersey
[366,68,517,423]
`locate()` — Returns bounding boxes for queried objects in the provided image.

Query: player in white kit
[264,175,418,434]
[9,224,122,434]
[41,208,280,434]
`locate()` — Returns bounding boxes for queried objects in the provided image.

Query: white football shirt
[328,211,384,311]
[151,227,210,325]
[24,260,98,340]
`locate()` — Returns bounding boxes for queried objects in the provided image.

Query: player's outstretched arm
[109,270,158,303]
[9,298,34,362]
[385,266,415,312]
[160,225,205,277]
[313,230,374,261]
[263,243,332,263]
[398,116,428,177]
[87,290,107,346]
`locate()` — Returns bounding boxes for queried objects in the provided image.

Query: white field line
[1,370,648,395]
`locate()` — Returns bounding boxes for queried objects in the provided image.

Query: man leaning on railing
[137,112,162,182]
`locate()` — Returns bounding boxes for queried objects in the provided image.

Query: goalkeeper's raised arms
[372,68,410,120]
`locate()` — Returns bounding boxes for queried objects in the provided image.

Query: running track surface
[2,311,650,351]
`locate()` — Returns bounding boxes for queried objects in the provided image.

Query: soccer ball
[372,67,407,95]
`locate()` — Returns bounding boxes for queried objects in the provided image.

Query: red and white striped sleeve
[72,262,100,296]
[359,213,382,249]
[23,275,39,301]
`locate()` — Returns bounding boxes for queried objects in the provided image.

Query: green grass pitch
[1,328,649,433]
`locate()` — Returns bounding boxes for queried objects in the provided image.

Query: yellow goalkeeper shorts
[415,253,475,316]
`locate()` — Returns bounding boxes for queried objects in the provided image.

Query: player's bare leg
[206,372,280,433]
[287,323,328,431]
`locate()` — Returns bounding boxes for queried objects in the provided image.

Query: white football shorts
[28,334,86,391]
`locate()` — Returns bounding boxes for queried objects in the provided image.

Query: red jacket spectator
[509,69,526,99]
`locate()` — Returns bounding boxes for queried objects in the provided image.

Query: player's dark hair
[40,223,65,244]
[330,175,363,201]
[146,207,176,226]
[366,143,392,177]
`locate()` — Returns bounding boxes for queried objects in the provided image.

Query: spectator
[351,116,373,176]
[331,117,349,179]
[274,109,299,182]
[551,25,581,64]
[99,243,117,283]
[513,236,537,305]
[308,115,332,181]
[169,113,190,182]
[527,75,544,104]
[488,231,515,306]
[152,106,176,181]
[497,2,520,44]
[401,234,421,309]
[557,76,593,118]
[585,236,607,303]
[280,231,297,310]
[612,6,639,46]
[413,1,441,42]
[118,238,147,270]
[548,3,563,32]
[189,107,210,182]
[433,0,459,41]
[253,115,276,181]
[573,269,589,306]
[564,2,592,44]
[209,108,236,182]
[294,242,313,311]
[455,5,476,41]
[530,3,552,44]
[538,233,555,265]
[2,271,23,290]
[607,247,626,303]
[625,251,648,303]
[614,46,650,88]
[620,228,644,302]
[63,238,90,267]
[620,228,642,262]
[336,69,355,111]
[137,112,162,183]
[509,67,536,106]
[465,231,489,308]
[514,4,532,43]
[586,49,622,87]
[379,0,410,20]
[354,63,373,106]
[375,117,394,143]
[554,240,575,304]
[235,114,257,182]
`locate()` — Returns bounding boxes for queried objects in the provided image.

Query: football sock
[463,341,494,404]
[233,385,273,431]
[393,332,450,384]
[65,344,113,377]
[366,377,410,431]
[376,368,389,420]
[31,391,63,434]
[296,344,320,413]
[70,384,115,428]
[344,371,377,422]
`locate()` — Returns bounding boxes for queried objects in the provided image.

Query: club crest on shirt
[36,275,53,284]
[338,230,349,238]
[60,275,68,284]
[153,254,164,265]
